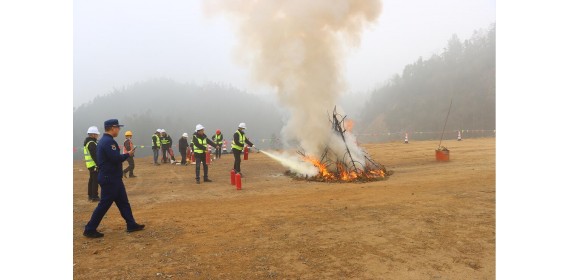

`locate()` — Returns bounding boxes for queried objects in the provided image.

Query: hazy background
[74,0,495,106]
[73,0,495,159]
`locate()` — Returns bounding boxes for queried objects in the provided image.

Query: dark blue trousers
[195,152,208,180]
[85,177,137,231]
[153,148,159,163]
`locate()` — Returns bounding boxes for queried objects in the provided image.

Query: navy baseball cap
[104,119,124,128]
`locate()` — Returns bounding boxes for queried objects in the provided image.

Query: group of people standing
[150,127,226,166]
[81,120,256,238]
[151,129,175,165]
[169,123,255,184]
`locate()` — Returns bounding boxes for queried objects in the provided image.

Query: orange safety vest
[123,139,133,153]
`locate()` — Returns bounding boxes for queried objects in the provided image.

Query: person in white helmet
[179,132,190,165]
[160,129,169,163]
[231,122,255,177]
[192,124,219,184]
[160,129,176,164]
[84,126,101,202]
[151,129,161,165]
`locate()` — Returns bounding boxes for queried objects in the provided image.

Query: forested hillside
[74,24,496,158]
[360,24,495,138]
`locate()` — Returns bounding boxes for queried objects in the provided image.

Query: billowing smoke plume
[207,0,382,174]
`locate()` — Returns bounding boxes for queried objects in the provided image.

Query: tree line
[359,23,496,138]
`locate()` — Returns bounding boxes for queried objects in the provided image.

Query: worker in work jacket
[231,122,255,177]
[211,130,223,159]
[151,130,161,165]
[122,130,136,178]
[160,130,173,163]
[84,126,101,202]
[179,133,190,165]
[193,124,218,184]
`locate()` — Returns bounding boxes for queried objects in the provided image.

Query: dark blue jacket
[97,133,130,182]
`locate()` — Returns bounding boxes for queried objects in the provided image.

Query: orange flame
[303,156,385,182]
[345,119,354,133]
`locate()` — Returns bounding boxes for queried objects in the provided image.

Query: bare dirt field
[73,137,495,279]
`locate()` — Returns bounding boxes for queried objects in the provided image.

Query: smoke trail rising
[207,0,382,174]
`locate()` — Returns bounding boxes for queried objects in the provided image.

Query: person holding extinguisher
[231,123,255,178]
[193,124,219,184]
[211,129,224,159]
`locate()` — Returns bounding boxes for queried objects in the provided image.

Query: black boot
[83,230,104,238]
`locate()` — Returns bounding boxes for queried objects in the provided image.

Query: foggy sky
[74,0,495,107]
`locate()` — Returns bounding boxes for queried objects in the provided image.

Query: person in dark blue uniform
[83,119,145,238]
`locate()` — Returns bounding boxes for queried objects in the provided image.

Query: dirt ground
[73,137,495,279]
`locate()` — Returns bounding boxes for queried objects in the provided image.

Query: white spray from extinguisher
[259,150,318,177]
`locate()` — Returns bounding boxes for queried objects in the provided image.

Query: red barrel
[235,173,242,190]
[230,169,236,185]
[244,146,249,160]
[435,150,450,161]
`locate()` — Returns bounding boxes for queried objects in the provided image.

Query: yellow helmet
[125,130,133,136]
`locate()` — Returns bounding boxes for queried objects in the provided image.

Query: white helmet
[87,126,100,135]
[156,129,161,133]
[238,122,247,129]
[182,132,188,138]
[196,124,205,131]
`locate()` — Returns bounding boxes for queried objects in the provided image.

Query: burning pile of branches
[290,107,391,183]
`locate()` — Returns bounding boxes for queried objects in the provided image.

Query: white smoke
[260,150,318,177]
[207,0,382,174]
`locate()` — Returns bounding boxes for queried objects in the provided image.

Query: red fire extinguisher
[191,151,195,163]
[206,150,211,165]
[230,169,236,185]
[244,146,249,160]
[235,173,242,190]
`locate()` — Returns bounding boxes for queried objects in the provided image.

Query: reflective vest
[123,139,132,153]
[231,130,245,150]
[161,136,170,146]
[214,134,223,144]
[152,134,161,148]
[193,135,207,153]
[84,140,97,168]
